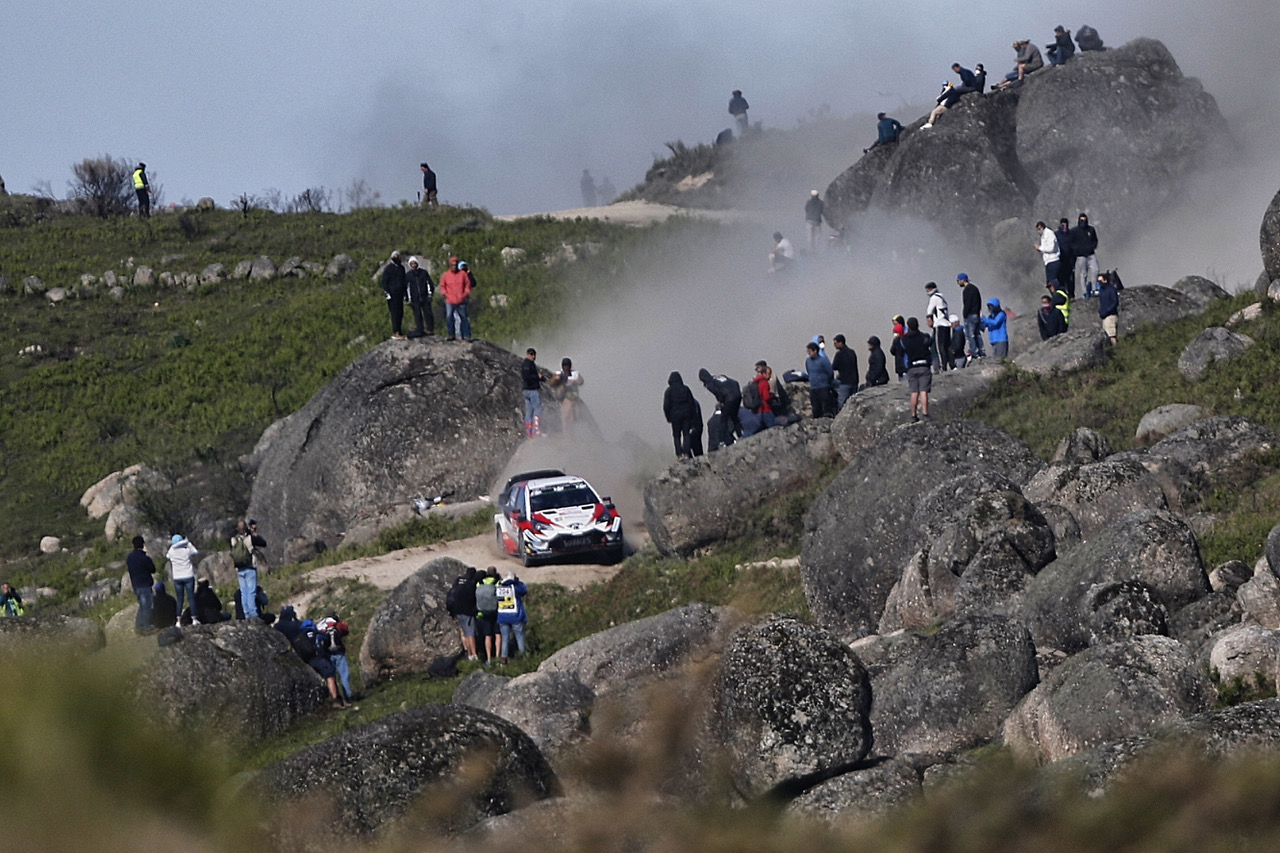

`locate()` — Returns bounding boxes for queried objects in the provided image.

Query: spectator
[152,581,179,630]
[729,89,750,135]
[748,361,776,428]
[901,317,934,422]
[275,605,302,640]
[1038,294,1067,339]
[1034,221,1061,286]
[405,256,435,338]
[865,112,904,152]
[1071,213,1100,297]
[522,348,546,438]
[319,614,355,702]
[982,298,1010,359]
[1047,280,1072,329]
[1046,26,1076,66]
[948,314,968,366]
[381,251,408,340]
[475,567,501,665]
[663,371,700,459]
[419,162,438,207]
[956,273,986,361]
[865,336,890,387]
[193,578,227,624]
[230,519,266,620]
[552,357,584,429]
[925,282,954,371]
[233,585,270,622]
[446,568,480,660]
[132,163,151,219]
[0,582,24,617]
[805,190,825,250]
[439,257,473,342]
[126,535,157,635]
[166,533,199,625]
[293,619,349,708]
[973,63,987,93]
[951,62,979,94]
[995,39,1043,89]
[805,341,836,418]
[1097,271,1121,345]
[889,315,908,382]
[496,571,528,665]
[924,81,963,128]
[831,334,860,409]
[1055,218,1077,298]
[698,368,744,443]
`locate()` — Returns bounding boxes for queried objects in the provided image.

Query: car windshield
[529,484,597,512]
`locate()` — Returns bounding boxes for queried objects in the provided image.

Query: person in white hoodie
[166,533,199,624]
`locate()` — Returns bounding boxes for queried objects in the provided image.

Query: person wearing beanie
[126,535,157,634]
[805,190,825,250]
[381,250,408,340]
[166,533,199,625]
[405,256,435,338]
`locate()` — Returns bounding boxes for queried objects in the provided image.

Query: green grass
[966,291,1280,567]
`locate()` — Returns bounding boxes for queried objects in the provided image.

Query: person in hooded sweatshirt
[275,605,303,641]
[865,336,890,386]
[381,250,408,339]
[151,581,179,631]
[662,372,699,459]
[805,341,836,418]
[698,368,743,446]
[166,533,199,624]
[194,578,227,624]
[405,256,435,337]
[982,298,1010,358]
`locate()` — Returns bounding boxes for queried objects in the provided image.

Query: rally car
[494,470,624,567]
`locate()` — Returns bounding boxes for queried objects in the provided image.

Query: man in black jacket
[1038,295,1068,339]
[127,535,157,634]
[151,582,179,630]
[901,318,933,422]
[698,368,743,446]
[405,256,434,337]
[381,251,408,340]
[956,273,986,361]
[521,349,546,437]
[1071,213,1100,297]
[662,372,699,459]
[865,336,890,386]
[831,335,860,410]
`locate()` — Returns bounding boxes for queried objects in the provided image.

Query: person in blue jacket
[865,113,903,153]
[805,340,836,418]
[496,571,528,664]
[1096,271,1120,345]
[981,298,1010,359]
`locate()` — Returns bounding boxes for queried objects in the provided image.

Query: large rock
[454,669,594,767]
[1134,403,1205,444]
[827,40,1227,268]
[1116,285,1207,337]
[1050,427,1113,465]
[785,759,922,827]
[1237,566,1280,629]
[1263,186,1280,284]
[1003,635,1214,764]
[248,255,276,280]
[711,615,872,797]
[246,340,524,564]
[1209,625,1280,687]
[801,420,1042,639]
[879,474,1055,632]
[136,620,327,743]
[539,602,728,694]
[1177,327,1254,381]
[359,557,467,684]
[258,704,557,836]
[1022,458,1168,540]
[1170,275,1231,309]
[828,361,1004,463]
[1127,416,1279,510]
[1016,509,1208,654]
[644,420,834,557]
[0,615,104,661]
[1012,325,1108,376]
[79,463,165,520]
[870,614,1039,757]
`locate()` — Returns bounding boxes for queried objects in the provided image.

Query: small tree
[69,154,134,217]
[287,186,332,213]
[342,178,380,211]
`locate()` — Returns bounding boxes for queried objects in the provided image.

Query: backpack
[230,535,252,568]
[1076,25,1103,51]
[292,631,316,661]
[773,383,791,415]
[1107,269,1124,291]
[475,581,498,614]
[741,379,762,412]
[445,580,463,616]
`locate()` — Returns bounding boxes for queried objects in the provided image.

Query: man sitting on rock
[865,112,903,152]
[1038,294,1067,339]
[995,39,1044,89]
[151,581,179,630]
[193,578,228,624]
[1046,26,1076,66]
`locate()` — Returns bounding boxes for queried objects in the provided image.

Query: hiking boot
[391,333,407,340]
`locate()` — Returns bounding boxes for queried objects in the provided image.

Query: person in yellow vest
[1045,281,1070,329]
[132,163,151,219]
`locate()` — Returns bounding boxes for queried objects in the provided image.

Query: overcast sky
[4,1,1277,215]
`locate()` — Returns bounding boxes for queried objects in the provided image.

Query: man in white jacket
[1035,220,1061,285]
[166,533,199,624]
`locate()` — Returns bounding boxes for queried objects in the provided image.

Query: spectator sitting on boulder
[865,112,904,153]
[0,582,24,617]
[1038,294,1067,339]
[995,39,1043,89]
[234,585,271,623]
[923,82,963,128]
[973,63,987,93]
[1046,26,1076,65]
[193,578,228,624]
[152,581,179,630]
[769,232,796,273]
[275,604,302,640]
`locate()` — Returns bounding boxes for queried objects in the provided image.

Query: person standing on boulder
[831,334,859,410]
[805,341,836,418]
[925,282,953,371]
[522,348,547,438]
[420,162,438,207]
[901,317,933,422]
[956,273,986,362]
[446,567,480,661]
[552,357,584,429]
[1071,213,1100,297]
[165,533,199,624]
[729,89,750,136]
[805,190,825,250]
[439,257,473,342]
[698,367,744,441]
[1055,218,1077,298]
[889,316,908,382]
[1097,271,1120,345]
[405,256,434,338]
[231,519,267,620]
[127,535,157,634]
[865,337,890,387]
[381,251,408,340]
[663,371,699,459]
[982,298,1010,359]
[1034,221,1061,286]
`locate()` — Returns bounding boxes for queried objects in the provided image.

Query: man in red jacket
[439,256,473,341]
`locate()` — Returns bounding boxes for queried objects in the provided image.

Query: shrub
[68,154,134,218]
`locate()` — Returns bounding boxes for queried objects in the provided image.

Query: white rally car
[494,470,624,567]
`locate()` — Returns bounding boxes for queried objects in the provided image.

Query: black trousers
[408,300,434,335]
[136,188,150,218]
[387,294,405,334]
[936,326,953,370]
[671,418,698,458]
